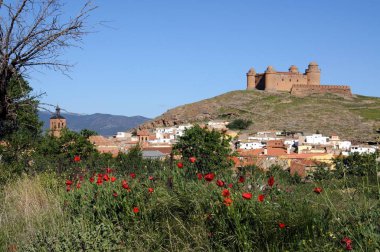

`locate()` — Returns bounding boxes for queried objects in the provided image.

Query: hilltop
[39,111,150,136]
[140,90,380,142]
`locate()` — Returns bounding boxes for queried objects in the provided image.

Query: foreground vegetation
[1,152,379,251]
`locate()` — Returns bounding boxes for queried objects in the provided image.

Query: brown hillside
[140,90,380,142]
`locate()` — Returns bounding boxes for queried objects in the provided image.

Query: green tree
[80,129,98,138]
[173,124,234,173]
[227,119,252,130]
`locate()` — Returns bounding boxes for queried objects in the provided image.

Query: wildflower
[222,189,230,197]
[66,185,71,192]
[130,173,136,179]
[177,162,184,169]
[341,237,352,245]
[76,183,81,189]
[122,180,130,190]
[113,192,118,197]
[204,173,215,182]
[216,179,225,187]
[189,157,196,163]
[313,187,323,194]
[197,173,203,180]
[106,168,112,173]
[278,222,286,229]
[242,192,252,200]
[341,237,353,250]
[238,176,245,183]
[103,174,110,181]
[268,176,275,187]
[74,155,80,162]
[65,180,73,186]
[148,188,154,193]
[258,194,265,202]
[223,198,233,206]
[228,183,233,188]
[133,207,139,213]
[79,176,84,181]
[96,177,103,185]
[89,177,95,183]
[111,176,117,182]
[149,176,154,180]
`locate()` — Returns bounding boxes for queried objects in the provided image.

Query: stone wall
[291,84,352,97]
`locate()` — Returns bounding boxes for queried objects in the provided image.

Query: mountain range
[39,111,150,136]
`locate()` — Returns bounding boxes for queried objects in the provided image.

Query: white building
[338,141,352,151]
[350,146,377,154]
[239,141,264,150]
[304,134,330,145]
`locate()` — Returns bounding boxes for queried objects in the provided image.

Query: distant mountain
[39,111,150,136]
[139,90,380,142]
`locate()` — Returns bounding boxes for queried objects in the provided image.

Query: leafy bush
[227,119,252,130]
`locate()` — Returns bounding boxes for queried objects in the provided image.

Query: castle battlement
[246,63,352,97]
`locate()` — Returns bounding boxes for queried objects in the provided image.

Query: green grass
[1,160,379,251]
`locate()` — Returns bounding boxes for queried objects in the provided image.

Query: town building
[50,105,66,137]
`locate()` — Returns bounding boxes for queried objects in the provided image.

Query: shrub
[226,119,252,130]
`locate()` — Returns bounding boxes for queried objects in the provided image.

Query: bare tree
[0,0,95,135]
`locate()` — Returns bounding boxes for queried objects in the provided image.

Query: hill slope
[39,112,150,136]
[140,90,380,142]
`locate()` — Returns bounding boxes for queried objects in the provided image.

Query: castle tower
[289,65,299,73]
[50,105,66,137]
[306,62,321,85]
[264,66,277,90]
[246,68,256,90]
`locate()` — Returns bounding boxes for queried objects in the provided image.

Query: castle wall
[291,85,352,97]
[269,73,308,92]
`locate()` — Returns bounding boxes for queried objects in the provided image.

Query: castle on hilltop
[246,62,352,96]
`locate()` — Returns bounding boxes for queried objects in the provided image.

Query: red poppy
[76,183,81,189]
[222,189,230,197]
[66,185,71,192]
[313,187,323,194]
[341,237,352,248]
[228,183,233,188]
[149,176,154,180]
[278,222,286,229]
[258,194,265,202]
[106,168,112,174]
[130,173,136,179]
[113,192,118,197]
[189,157,196,163]
[111,176,117,182]
[89,177,95,183]
[268,176,275,187]
[65,180,73,186]
[74,155,80,162]
[223,198,233,206]
[216,180,225,187]
[133,207,139,213]
[204,173,215,182]
[79,176,84,181]
[242,192,252,200]
[96,177,103,185]
[122,180,130,190]
[238,176,245,183]
[148,188,154,193]
[177,162,184,169]
[197,173,203,180]
[103,174,110,181]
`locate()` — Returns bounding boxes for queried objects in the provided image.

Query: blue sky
[30,0,380,118]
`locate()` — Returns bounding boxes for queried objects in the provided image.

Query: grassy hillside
[142,90,380,142]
